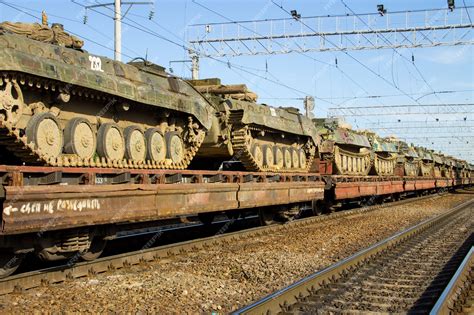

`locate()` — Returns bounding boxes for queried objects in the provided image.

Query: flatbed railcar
[0,164,471,277]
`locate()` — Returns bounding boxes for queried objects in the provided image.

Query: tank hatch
[128,59,167,76]
[188,78,258,102]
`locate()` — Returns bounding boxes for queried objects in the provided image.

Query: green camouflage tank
[312,118,372,175]
[0,20,213,169]
[189,78,319,172]
[364,132,398,176]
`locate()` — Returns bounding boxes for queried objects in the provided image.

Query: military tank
[442,156,456,178]
[431,151,445,178]
[0,20,214,169]
[364,132,398,176]
[416,147,435,177]
[389,139,420,177]
[0,19,318,173]
[312,118,372,175]
[189,78,319,172]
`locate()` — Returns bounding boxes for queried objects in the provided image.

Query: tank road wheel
[291,148,300,169]
[145,128,166,163]
[262,145,274,168]
[0,251,24,278]
[166,132,184,164]
[124,126,146,163]
[81,237,107,261]
[0,79,24,125]
[64,118,96,160]
[298,149,307,169]
[97,123,125,161]
[26,112,63,159]
[273,146,284,170]
[251,143,264,168]
[283,147,292,169]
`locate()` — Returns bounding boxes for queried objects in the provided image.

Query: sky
[0,0,473,162]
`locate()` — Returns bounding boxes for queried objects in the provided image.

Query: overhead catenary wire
[191,0,371,96]
[69,0,338,104]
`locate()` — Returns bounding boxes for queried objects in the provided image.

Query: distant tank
[442,156,456,178]
[313,118,371,175]
[431,151,445,178]
[416,147,435,177]
[189,78,319,172]
[364,132,398,176]
[389,139,420,177]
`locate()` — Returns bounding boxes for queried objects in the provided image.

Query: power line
[70,0,334,103]
[270,1,425,107]
[0,1,137,60]
[191,0,370,96]
[338,0,457,114]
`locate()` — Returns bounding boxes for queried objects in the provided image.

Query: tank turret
[312,118,372,175]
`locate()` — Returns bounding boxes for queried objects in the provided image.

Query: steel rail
[235,198,474,315]
[430,247,474,315]
[0,190,449,296]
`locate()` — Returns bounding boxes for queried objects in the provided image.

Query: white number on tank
[89,56,104,72]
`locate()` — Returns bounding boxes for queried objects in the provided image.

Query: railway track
[0,191,450,296]
[236,198,474,315]
[431,247,474,315]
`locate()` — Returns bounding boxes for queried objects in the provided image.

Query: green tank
[189,78,319,172]
[0,20,214,169]
[389,139,420,177]
[443,156,456,178]
[364,132,398,176]
[431,151,446,178]
[312,118,372,175]
[0,19,319,173]
[416,147,435,177]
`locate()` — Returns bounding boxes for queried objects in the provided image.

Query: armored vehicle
[364,132,398,176]
[313,118,371,175]
[0,19,318,173]
[390,139,420,177]
[416,147,435,177]
[432,152,445,178]
[189,78,319,172]
[0,20,214,169]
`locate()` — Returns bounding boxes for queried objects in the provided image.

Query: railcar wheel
[251,143,264,168]
[81,237,107,261]
[0,251,24,278]
[0,79,24,125]
[97,123,125,161]
[64,117,96,159]
[262,145,274,167]
[26,112,63,159]
[259,208,276,225]
[124,126,146,162]
[273,146,284,169]
[166,132,184,164]
[145,128,166,162]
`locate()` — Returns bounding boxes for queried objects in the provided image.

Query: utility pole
[191,54,199,80]
[81,0,154,61]
[114,0,121,61]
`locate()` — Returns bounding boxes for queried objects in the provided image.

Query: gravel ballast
[1,191,473,313]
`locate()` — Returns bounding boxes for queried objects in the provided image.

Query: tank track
[0,72,204,170]
[333,146,372,176]
[373,154,397,176]
[229,111,315,173]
